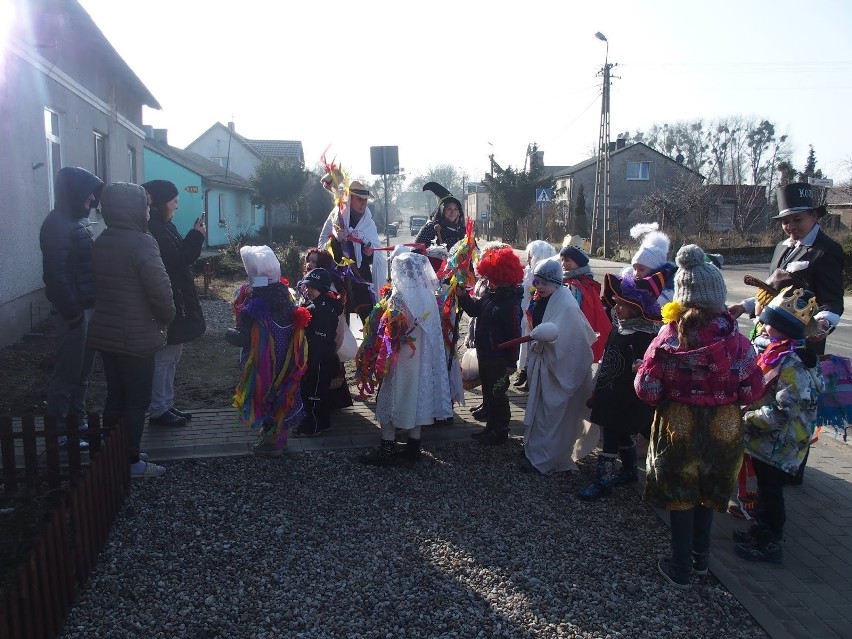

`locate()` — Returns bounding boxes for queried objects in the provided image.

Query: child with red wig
[457,246,525,445]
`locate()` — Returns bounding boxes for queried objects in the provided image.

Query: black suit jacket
[769,228,844,317]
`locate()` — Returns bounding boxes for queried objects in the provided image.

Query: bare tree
[631,174,711,234]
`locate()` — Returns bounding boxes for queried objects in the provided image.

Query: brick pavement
[135,387,851,639]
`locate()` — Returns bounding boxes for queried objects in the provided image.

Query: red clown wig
[476,247,524,287]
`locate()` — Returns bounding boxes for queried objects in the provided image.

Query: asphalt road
[588,257,852,360]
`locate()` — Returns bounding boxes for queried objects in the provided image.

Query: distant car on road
[410,215,428,235]
[386,223,398,237]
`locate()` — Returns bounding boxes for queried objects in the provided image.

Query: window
[128,146,137,183]
[44,108,61,205]
[211,157,228,169]
[626,161,650,181]
[250,201,256,226]
[218,193,226,225]
[93,131,107,181]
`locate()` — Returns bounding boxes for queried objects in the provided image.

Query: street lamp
[595,31,608,62]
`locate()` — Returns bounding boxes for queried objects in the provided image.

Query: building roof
[71,1,160,109]
[187,122,304,164]
[554,142,704,180]
[145,138,253,190]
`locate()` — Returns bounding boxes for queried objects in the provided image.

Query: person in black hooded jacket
[142,180,207,426]
[38,166,104,448]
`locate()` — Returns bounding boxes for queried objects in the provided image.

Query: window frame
[626,161,651,181]
[44,108,62,205]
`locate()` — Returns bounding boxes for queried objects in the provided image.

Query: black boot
[471,425,492,440]
[479,427,509,446]
[358,440,400,466]
[399,437,422,463]
[512,369,528,388]
[610,445,639,486]
[578,454,616,501]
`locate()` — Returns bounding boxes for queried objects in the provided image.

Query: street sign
[535,188,552,203]
[480,210,488,220]
[184,185,199,193]
[809,178,834,187]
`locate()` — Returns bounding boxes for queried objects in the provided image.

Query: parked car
[386,223,398,237]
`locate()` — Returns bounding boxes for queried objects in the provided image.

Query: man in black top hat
[729,182,843,486]
[730,182,843,356]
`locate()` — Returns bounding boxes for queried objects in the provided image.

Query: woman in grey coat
[88,183,175,478]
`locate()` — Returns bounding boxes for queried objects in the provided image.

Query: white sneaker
[130,460,166,478]
[58,434,90,449]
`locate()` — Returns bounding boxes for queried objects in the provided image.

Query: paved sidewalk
[142,388,851,639]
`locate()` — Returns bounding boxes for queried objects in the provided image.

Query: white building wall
[0,44,147,346]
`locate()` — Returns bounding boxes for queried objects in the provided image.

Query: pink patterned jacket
[635,313,765,407]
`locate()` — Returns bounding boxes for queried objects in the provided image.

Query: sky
[73,0,852,186]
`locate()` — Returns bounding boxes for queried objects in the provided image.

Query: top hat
[774,182,826,219]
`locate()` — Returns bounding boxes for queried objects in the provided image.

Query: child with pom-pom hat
[635,244,765,588]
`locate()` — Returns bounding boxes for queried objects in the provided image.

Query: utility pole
[591,32,615,258]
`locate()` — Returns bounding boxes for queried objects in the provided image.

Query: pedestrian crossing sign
[535,188,552,203]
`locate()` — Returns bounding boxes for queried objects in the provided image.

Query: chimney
[153,129,168,145]
[228,121,235,133]
[143,125,154,140]
[616,137,627,150]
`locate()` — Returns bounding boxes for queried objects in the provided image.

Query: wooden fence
[0,413,129,639]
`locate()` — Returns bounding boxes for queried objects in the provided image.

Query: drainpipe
[203,187,212,249]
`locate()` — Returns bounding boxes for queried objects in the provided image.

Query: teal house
[143,127,259,246]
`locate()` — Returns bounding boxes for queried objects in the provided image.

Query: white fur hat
[630,222,670,271]
[239,245,281,287]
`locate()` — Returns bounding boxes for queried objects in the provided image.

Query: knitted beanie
[141,180,179,207]
[673,245,727,310]
[533,256,564,286]
[559,245,589,267]
[630,222,670,270]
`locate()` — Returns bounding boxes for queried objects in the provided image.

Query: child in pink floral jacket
[635,245,765,589]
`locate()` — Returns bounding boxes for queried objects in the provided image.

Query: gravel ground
[60,442,767,639]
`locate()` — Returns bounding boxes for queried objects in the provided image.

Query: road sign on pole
[480,210,488,220]
[535,188,552,203]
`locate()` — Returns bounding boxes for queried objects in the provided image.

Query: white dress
[374,254,453,429]
[523,286,596,474]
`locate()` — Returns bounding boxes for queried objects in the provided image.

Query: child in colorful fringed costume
[357,252,453,466]
[226,246,310,458]
[457,246,524,446]
[295,268,343,437]
[734,287,824,565]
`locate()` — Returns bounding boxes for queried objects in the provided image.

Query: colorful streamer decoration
[354,289,419,397]
[436,218,480,353]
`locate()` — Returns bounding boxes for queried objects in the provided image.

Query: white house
[0,0,160,347]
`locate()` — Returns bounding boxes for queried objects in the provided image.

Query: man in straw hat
[729,182,843,357]
[319,180,388,322]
